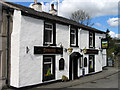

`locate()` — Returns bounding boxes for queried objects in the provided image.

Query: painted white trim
[10,10,21,87]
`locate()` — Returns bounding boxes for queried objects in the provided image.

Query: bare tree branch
[70,10,94,26]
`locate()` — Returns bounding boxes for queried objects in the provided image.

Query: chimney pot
[51,4,54,10]
[35,0,37,4]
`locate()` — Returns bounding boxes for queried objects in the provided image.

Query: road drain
[104,77,109,79]
[90,81,97,83]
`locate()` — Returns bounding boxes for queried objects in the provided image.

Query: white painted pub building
[0,1,108,88]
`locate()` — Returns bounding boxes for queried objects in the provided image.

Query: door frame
[89,55,95,73]
[69,56,78,80]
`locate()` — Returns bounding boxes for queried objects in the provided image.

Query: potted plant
[62,75,68,82]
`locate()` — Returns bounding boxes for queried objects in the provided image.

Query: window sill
[43,44,56,46]
[70,45,79,48]
[89,47,95,49]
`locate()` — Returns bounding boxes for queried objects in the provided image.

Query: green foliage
[47,68,51,76]
[62,75,68,82]
[106,29,120,59]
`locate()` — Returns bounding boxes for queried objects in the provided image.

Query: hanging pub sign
[34,46,63,54]
[84,49,98,54]
[101,39,109,49]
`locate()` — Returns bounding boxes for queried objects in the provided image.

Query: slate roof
[1,1,106,34]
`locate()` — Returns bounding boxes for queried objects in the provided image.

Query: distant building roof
[1,1,106,34]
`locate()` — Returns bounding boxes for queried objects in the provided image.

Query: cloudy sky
[6,0,120,38]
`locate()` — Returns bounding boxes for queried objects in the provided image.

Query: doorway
[69,52,82,80]
[89,55,95,73]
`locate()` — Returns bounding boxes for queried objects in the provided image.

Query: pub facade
[0,1,107,88]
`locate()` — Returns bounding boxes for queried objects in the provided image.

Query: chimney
[49,4,57,15]
[29,0,42,12]
[51,4,54,10]
[34,0,37,4]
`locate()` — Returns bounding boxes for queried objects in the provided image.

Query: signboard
[101,39,109,49]
[84,49,98,54]
[34,46,63,54]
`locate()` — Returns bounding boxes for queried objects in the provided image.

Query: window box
[44,74,55,81]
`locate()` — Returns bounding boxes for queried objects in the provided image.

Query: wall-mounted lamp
[83,47,87,54]
[26,46,30,54]
[68,47,73,53]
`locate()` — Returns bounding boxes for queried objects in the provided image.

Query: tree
[70,10,94,26]
[106,29,120,59]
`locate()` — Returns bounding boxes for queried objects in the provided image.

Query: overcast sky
[5,0,120,38]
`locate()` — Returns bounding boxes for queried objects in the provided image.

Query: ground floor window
[89,55,95,73]
[59,58,64,70]
[43,55,55,81]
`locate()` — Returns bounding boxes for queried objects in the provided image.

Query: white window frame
[44,57,53,74]
[89,32,94,47]
[44,22,53,44]
[70,28,76,46]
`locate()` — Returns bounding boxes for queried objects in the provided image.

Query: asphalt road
[68,72,119,88]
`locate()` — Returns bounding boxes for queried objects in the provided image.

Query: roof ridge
[0,1,20,10]
[1,1,106,33]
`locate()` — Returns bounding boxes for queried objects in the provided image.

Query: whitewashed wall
[10,10,107,88]
[19,15,44,87]
[10,10,21,87]
[95,33,102,72]
[80,30,89,49]
[95,33,107,68]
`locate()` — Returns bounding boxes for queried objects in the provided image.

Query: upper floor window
[70,28,78,47]
[89,31,95,48]
[44,23,53,44]
[44,22,56,46]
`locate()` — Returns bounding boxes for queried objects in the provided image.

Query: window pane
[44,58,51,62]
[59,58,64,70]
[71,29,75,33]
[90,56,94,61]
[71,34,75,44]
[44,64,52,76]
[90,32,93,36]
[70,28,77,46]
[45,30,52,43]
[45,24,52,29]
[90,37,93,47]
